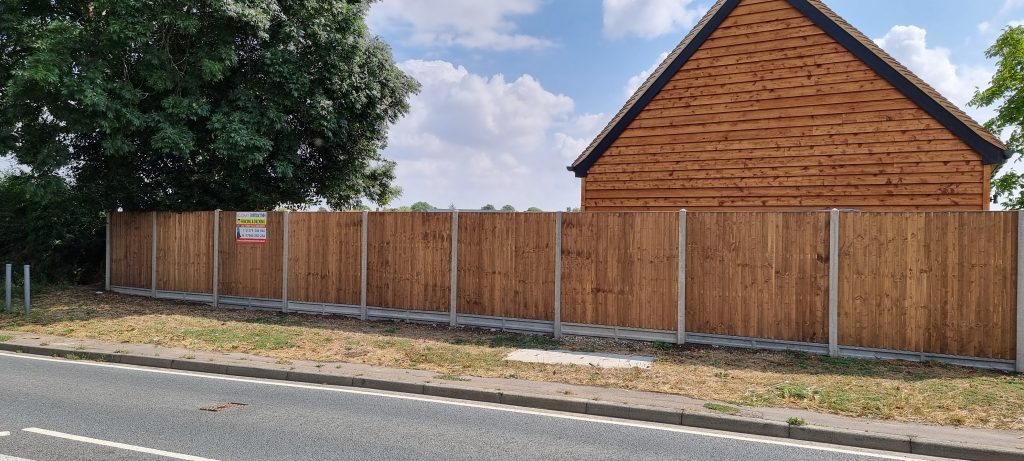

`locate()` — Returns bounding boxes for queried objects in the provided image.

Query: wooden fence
[106,210,1024,372]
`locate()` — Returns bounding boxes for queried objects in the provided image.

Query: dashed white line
[0,454,35,461]
[22,428,217,461]
[1,351,928,461]
[0,432,10,437]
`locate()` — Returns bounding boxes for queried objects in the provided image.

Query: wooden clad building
[569,0,1009,211]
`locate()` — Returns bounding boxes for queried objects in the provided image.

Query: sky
[366,0,1020,211]
[2,0,1018,211]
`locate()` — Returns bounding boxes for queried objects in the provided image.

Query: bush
[0,173,104,284]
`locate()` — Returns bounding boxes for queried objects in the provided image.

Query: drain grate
[200,402,248,412]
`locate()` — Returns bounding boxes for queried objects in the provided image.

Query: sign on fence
[236,212,267,244]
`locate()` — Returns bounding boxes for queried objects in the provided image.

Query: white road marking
[0,431,10,436]
[0,454,36,461]
[22,428,216,461]
[1,351,927,461]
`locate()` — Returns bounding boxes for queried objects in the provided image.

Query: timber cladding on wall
[156,212,213,294]
[686,212,830,343]
[839,212,1018,360]
[218,211,285,300]
[287,212,362,306]
[366,212,452,312]
[560,212,679,331]
[578,0,994,211]
[457,212,557,321]
[110,212,152,289]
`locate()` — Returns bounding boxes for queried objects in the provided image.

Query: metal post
[554,212,563,339]
[677,210,687,345]
[1017,211,1024,373]
[4,264,10,313]
[282,211,290,313]
[212,210,221,308]
[360,211,368,321]
[449,211,459,327]
[150,211,158,297]
[104,212,111,292]
[23,265,30,316]
[828,209,840,357]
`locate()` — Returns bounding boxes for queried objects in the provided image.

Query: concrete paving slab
[505,349,654,369]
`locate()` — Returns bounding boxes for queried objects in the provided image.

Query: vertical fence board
[457,212,556,320]
[218,211,285,300]
[687,212,830,343]
[839,212,1017,359]
[561,212,678,330]
[367,213,451,311]
[287,212,362,305]
[110,212,152,289]
[156,212,214,293]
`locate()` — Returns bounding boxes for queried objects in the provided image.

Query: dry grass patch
[2,286,1022,430]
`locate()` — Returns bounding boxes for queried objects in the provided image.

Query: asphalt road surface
[0,352,950,461]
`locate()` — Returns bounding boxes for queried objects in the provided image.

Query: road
[0,352,948,461]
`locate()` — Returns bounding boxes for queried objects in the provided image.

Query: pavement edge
[1,342,1020,461]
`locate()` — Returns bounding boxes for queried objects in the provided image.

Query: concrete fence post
[212,210,221,308]
[105,212,111,292]
[4,264,10,313]
[282,211,290,313]
[449,211,459,327]
[677,209,687,345]
[554,211,563,339]
[828,209,840,357]
[151,211,158,297]
[360,211,368,321]
[1017,211,1024,373]
[23,265,30,315]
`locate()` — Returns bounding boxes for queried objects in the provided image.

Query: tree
[500,204,516,212]
[0,172,104,283]
[0,0,418,212]
[410,201,434,211]
[481,204,496,211]
[526,207,542,212]
[971,25,1024,208]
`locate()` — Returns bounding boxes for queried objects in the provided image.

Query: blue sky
[367,0,1020,211]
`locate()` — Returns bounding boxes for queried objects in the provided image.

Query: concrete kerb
[0,342,1020,461]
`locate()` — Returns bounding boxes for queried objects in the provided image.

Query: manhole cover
[200,402,248,412]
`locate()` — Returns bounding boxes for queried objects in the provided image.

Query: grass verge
[1,286,1022,430]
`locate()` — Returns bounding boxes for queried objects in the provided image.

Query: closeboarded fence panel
[367,213,451,312]
[839,212,1017,360]
[156,212,213,294]
[687,212,830,343]
[218,211,285,300]
[110,212,152,289]
[287,212,362,306]
[458,212,556,320]
[561,212,678,331]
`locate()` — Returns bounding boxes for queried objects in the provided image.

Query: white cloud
[623,51,670,98]
[1003,0,1024,14]
[874,25,992,109]
[382,60,606,211]
[978,21,992,34]
[367,0,552,50]
[603,0,708,39]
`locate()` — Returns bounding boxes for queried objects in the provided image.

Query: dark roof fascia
[568,0,743,178]
[786,0,1008,165]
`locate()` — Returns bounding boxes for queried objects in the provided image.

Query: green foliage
[787,417,807,426]
[480,204,496,211]
[410,201,434,211]
[0,172,104,283]
[971,26,1024,208]
[0,0,418,211]
[526,207,542,212]
[500,204,516,212]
